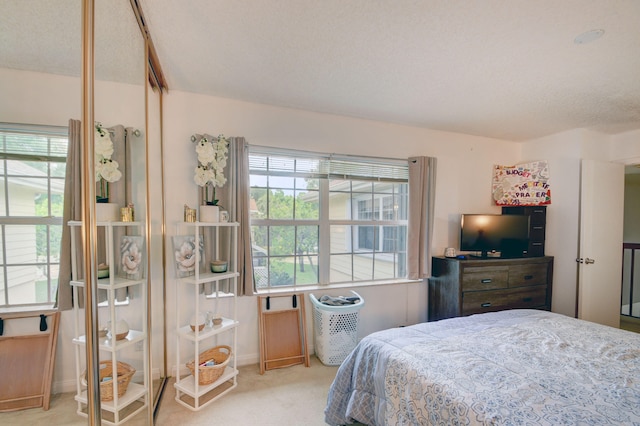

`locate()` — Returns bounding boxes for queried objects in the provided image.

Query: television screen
[460,214,530,258]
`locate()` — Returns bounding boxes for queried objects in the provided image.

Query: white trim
[255,277,423,295]
[617,156,640,166]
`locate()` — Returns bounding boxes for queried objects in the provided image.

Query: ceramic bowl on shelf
[212,314,223,326]
[190,313,206,332]
[97,264,109,279]
[210,260,227,273]
[98,326,109,338]
[107,319,129,340]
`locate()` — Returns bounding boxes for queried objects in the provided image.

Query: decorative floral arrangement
[95,122,122,202]
[193,134,228,205]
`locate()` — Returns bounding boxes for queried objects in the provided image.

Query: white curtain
[407,156,437,279]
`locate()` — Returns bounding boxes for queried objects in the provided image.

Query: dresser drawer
[462,286,547,315]
[462,267,508,291]
[508,264,549,287]
[462,288,512,315]
[507,285,547,308]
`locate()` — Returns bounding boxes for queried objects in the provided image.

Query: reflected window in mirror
[0,123,67,308]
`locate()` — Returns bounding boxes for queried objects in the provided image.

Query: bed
[325,309,640,425]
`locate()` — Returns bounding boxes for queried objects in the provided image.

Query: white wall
[520,130,586,316]
[5,67,640,394]
[161,89,521,372]
[611,129,640,163]
[0,68,81,125]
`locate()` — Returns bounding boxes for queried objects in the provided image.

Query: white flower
[193,135,229,191]
[95,160,103,182]
[193,165,209,186]
[94,122,121,183]
[99,159,122,182]
[95,132,114,159]
[196,139,216,164]
[212,172,226,187]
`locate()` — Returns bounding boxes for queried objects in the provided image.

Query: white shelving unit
[69,220,149,425]
[174,221,239,411]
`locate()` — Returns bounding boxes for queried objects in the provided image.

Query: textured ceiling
[2,1,640,142]
[0,0,144,86]
[138,0,640,141]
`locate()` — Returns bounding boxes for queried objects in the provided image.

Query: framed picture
[119,235,144,280]
[172,235,204,277]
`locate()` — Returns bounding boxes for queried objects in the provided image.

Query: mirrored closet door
[0,0,167,424]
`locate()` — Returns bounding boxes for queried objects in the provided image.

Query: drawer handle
[481,302,492,308]
[533,226,543,230]
[524,275,534,280]
[480,279,492,284]
[532,242,542,246]
[522,297,533,302]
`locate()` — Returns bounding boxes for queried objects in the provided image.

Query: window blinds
[249,146,408,182]
[0,123,68,162]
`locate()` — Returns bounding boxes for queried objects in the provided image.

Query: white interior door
[578,159,625,327]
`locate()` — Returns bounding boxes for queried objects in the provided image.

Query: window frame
[354,193,399,253]
[249,146,409,291]
[0,123,67,309]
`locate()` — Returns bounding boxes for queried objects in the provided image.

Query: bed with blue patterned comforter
[325,309,640,425]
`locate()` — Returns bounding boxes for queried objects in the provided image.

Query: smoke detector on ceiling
[574,29,605,44]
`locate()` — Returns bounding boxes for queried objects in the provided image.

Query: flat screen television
[460,214,530,258]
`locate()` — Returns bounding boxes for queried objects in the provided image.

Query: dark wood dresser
[428,256,553,321]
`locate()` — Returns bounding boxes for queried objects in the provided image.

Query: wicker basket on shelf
[83,360,136,401]
[186,345,231,385]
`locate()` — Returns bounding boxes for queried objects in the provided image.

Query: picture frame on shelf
[119,235,144,280]
[172,235,204,277]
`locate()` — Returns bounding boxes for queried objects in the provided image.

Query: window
[0,123,67,308]
[249,147,408,290]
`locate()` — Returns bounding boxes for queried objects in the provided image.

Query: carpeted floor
[156,356,339,425]
[0,356,341,426]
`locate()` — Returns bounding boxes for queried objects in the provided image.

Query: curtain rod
[107,127,142,137]
[190,133,225,142]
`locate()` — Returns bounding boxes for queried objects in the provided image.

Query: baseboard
[53,379,78,395]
